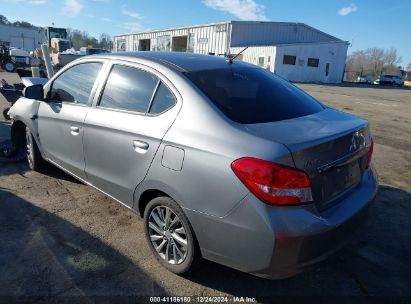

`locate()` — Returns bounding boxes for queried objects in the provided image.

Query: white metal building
[0,24,44,52]
[114,21,348,83]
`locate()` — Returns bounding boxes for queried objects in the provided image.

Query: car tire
[144,196,200,274]
[2,107,10,120]
[3,61,16,73]
[25,127,45,171]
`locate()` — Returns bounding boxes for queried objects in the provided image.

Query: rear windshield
[185,67,324,124]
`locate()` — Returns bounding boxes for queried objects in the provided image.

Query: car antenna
[226,47,248,64]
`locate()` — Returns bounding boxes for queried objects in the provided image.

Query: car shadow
[0,188,168,298]
[184,185,411,298]
[0,155,82,184]
[41,163,83,184]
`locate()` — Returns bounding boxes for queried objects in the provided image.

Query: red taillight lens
[231,157,313,206]
[366,138,374,169]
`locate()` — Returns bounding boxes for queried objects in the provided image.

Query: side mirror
[23,84,44,100]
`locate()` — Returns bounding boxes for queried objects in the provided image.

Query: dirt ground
[0,71,410,301]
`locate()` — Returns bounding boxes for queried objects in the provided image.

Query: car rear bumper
[185,166,378,279]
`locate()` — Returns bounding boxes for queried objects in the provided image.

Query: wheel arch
[137,189,171,218]
[10,120,27,148]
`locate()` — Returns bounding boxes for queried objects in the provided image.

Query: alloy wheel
[4,62,15,72]
[148,206,188,265]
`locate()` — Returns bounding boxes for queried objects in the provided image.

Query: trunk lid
[243,108,372,210]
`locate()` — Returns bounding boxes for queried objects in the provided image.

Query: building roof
[114,21,343,43]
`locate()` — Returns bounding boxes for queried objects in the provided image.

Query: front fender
[9,97,42,151]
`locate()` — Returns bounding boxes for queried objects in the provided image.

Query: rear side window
[49,62,102,105]
[185,67,324,124]
[149,82,176,114]
[99,65,158,112]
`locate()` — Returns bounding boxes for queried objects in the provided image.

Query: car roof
[89,51,255,73]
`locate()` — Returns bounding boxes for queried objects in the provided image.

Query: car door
[83,62,181,206]
[38,61,105,179]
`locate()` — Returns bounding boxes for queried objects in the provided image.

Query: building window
[325,63,330,77]
[214,24,227,32]
[283,55,296,65]
[258,57,265,67]
[117,39,126,52]
[157,35,171,51]
[198,38,208,44]
[307,58,319,67]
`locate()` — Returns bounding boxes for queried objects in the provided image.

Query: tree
[67,28,111,50]
[345,47,402,81]
[0,14,10,25]
[366,47,385,76]
[99,33,113,50]
[12,21,36,28]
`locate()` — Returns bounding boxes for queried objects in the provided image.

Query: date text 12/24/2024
[149,296,257,303]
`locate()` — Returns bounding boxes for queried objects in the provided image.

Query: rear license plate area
[321,160,361,203]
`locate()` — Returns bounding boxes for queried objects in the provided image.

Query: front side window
[49,62,103,105]
[99,65,158,113]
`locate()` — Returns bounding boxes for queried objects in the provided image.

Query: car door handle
[133,140,149,154]
[70,126,80,136]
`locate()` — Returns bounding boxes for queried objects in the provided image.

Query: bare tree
[99,33,113,50]
[346,47,403,81]
[366,47,385,76]
[384,47,402,66]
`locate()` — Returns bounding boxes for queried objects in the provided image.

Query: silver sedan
[9,52,378,279]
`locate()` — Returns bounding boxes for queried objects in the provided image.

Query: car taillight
[231,157,313,206]
[366,138,374,169]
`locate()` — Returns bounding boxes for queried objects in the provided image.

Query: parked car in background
[356,75,373,84]
[377,75,404,86]
[403,80,411,87]
[8,52,378,279]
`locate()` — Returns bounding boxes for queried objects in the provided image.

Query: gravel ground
[0,71,410,302]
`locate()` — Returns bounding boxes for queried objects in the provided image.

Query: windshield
[58,41,70,52]
[185,67,324,124]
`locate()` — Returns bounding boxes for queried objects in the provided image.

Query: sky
[3,0,411,66]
